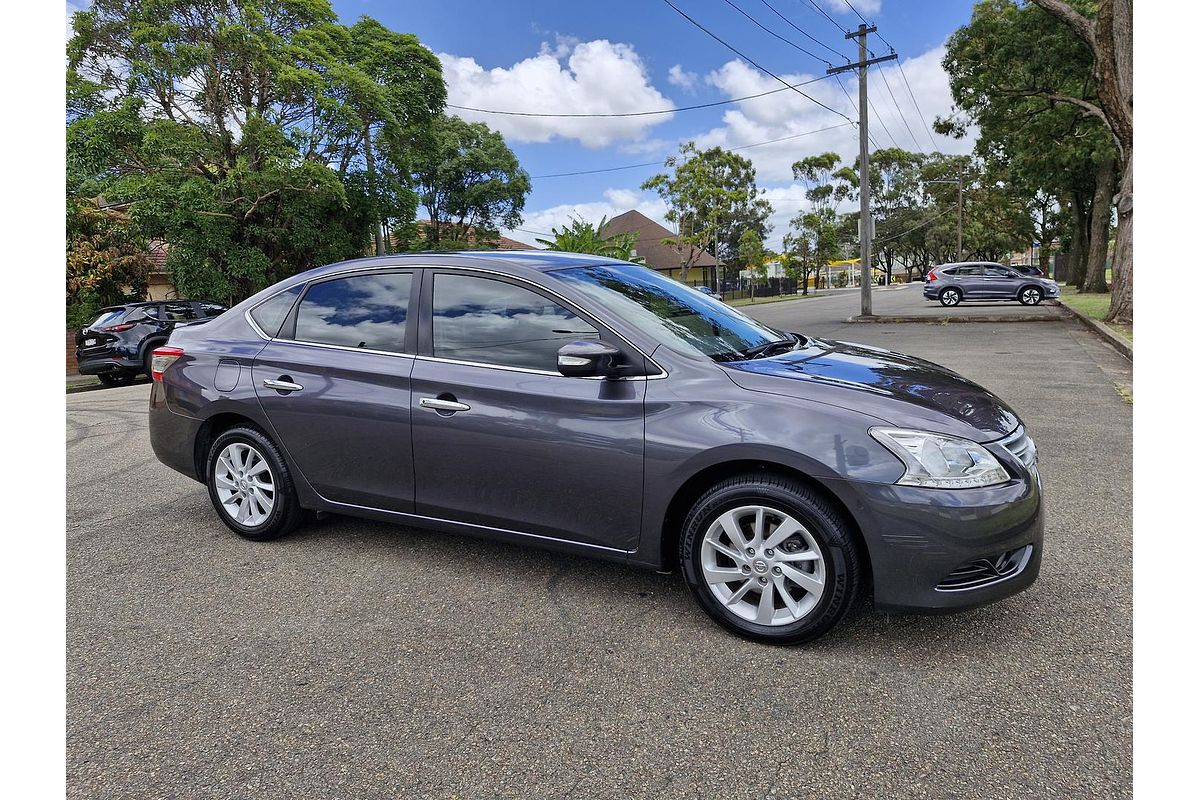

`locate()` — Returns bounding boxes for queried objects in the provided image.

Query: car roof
[300,250,633,279]
[936,261,1006,268]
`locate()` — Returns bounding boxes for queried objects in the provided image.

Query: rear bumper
[825,472,1043,613]
[922,285,939,299]
[148,381,204,481]
[77,355,140,375]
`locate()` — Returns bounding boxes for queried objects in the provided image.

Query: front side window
[431,274,599,371]
[550,264,788,362]
[985,266,1015,278]
[294,273,412,353]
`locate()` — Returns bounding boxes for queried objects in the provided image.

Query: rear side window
[956,266,983,276]
[163,302,198,321]
[431,273,599,371]
[939,268,957,276]
[89,308,126,327]
[249,286,302,338]
[294,273,412,353]
[199,302,227,317]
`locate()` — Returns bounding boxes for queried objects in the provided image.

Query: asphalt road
[67,285,1132,799]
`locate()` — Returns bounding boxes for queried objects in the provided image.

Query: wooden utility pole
[828,26,895,317]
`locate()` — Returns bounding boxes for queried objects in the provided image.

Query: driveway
[67,298,1132,799]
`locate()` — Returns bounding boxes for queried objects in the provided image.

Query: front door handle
[263,378,304,392]
[419,397,471,413]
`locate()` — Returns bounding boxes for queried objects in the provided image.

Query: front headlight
[869,427,1010,489]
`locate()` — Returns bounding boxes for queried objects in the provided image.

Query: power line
[841,0,872,28]
[897,60,940,151]
[529,122,853,179]
[446,74,833,119]
[864,94,900,150]
[834,75,879,150]
[804,0,846,34]
[756,0,850,63]
[874,205,957,245]
[876,64,924,152]
[722,0,832,66]
[660,0,852,122]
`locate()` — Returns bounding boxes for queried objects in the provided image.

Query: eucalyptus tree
[941,0,1130,320]
[642,143,771,284]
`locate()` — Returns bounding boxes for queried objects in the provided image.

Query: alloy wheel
[941,289,961,306]
[700,505,826,626]
[1021,288,1041,305]
[213,442,275,527]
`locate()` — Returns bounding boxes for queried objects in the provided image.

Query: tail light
[102,323,137,333]
[927,271,937,282]
[151,346,185,382]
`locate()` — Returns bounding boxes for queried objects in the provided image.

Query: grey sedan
[149,252,1042,645]
[924,261,1060,306]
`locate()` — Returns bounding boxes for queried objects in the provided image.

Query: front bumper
[825,468,1043,613]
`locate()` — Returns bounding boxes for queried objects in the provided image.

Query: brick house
[600,210,718,286]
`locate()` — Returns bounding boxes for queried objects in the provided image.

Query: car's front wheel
[205,425,305,541]
[679,473,863,645]
[1019,286,1043,305]
[939,287,962,307]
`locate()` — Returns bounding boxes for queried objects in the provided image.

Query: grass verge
[1057,286,1132,343]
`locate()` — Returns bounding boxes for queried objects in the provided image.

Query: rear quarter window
[249,286,302,338]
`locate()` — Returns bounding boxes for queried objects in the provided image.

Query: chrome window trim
[267,337,415,360]
[410,353,661,381]
[246,260,668,378]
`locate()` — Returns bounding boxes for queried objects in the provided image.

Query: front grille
[1000,426,1037,470]
[935,544,1034,592]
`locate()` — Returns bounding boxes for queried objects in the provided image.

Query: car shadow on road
[279,511,1037,657]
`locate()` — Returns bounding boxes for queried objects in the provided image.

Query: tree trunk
[1107,150,1133,323]
[1067,192,1090,289]
[1083,156,1114,293]
[363,130,386,257]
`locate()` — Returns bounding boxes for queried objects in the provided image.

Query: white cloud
[824,0,882,15]
[687,45,975,183]
[667,64,699,93]
[439,39,675,149]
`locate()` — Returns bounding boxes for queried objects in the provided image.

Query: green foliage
[66,198,152,328]
[66,0,446,303]
[535,217,644,263]
[410,115,531,248]
[642,142,772,281]
[737,229,764,282]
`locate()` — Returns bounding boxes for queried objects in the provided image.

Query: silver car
[924,262,1060,307]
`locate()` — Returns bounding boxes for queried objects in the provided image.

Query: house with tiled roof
[600,210,718,286]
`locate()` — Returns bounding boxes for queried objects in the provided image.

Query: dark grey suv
[924,261,1060,307]
[149,252,1043,644]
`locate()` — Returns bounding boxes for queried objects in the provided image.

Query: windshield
[551,264,792,362]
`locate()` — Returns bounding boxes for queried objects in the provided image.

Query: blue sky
[69,0,980,249]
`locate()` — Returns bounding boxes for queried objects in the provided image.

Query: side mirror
[557,340,622,378]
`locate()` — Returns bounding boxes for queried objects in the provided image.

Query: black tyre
[142,346,158,378]
[1019,286,1043,305]
[939,287,962,307]
[679,473,863,645]
[205,425,305,541]
[97,372,134,388]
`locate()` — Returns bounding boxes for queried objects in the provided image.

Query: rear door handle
[419,397,471,413]
[263,378,304,392]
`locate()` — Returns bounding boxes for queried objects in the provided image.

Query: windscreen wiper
[740,333,800,360]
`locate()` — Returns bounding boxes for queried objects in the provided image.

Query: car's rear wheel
[97,372,133,388]
[142,347,158,378]
[939,287,962,307]
[205,425,304,541]
[679,473,863,645]
[1019,286,1043,305]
